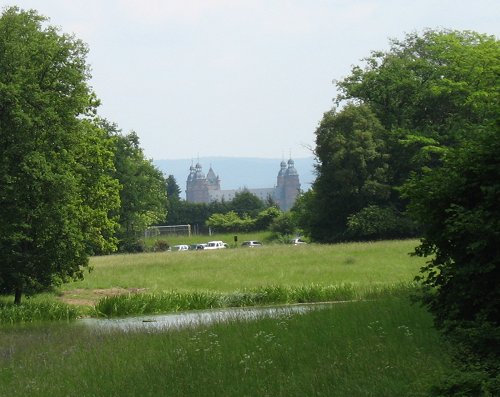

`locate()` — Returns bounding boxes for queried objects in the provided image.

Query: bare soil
[59,287,147,307]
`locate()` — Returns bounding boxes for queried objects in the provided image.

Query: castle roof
[206,166,218,183]
[285,158,298,176]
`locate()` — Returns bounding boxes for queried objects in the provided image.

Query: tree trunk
[14,287,22,305]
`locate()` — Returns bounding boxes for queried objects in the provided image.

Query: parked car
[241,240,263,248]
[189,243,207,250]
[205,241,227,250]
[171,244,189,251]
[290,238,307,245]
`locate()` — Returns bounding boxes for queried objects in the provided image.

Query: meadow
[60,238,425,308]
[0,238,455,396]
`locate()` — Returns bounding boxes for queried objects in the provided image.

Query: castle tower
[282,158,301,211]
[275,160,287,209]
[186,162,210,203]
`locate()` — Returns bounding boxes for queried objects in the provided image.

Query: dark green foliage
[307,104,390,241]
[165,174,181,202]
[346,205,417,241]
[405,127,500,391]
[100,124,168,252]
[301,30,499,243]
[337,30,499,145]
[405,128,499,329]
[228,189,265,217]
[0,7,120,303]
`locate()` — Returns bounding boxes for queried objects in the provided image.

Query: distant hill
[154,157,316,199]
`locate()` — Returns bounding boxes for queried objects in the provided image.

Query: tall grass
[0,299,80,324]
[0,294,451,397]
[93,283,417,317]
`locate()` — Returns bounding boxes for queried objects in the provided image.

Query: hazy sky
[3,1,499,160]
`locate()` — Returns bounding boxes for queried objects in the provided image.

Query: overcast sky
[3,1,499,160]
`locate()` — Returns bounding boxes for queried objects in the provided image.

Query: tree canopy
[308,104,390,241]
[299,29,499,242]
[99,123,167,252]
[0,7,120,303]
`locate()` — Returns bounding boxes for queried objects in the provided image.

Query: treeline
[165,186,289,234]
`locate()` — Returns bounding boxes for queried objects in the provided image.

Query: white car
[241,240,263,248]
[290,238,307,245]
[171,244,189,251]
[204,241,227,250]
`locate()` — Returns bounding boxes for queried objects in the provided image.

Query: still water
[79,304,328,332]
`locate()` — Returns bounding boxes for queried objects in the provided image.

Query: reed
[92,282,418,317]
[0,299,80,324]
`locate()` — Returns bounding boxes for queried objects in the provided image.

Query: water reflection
[79,304,324,332]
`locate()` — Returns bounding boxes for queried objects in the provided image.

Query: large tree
[336,29,499,183]
[303,29,499,242]
[308,104,390,242]
[0,7,120,303]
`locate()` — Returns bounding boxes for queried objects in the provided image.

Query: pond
[79,303,333,332]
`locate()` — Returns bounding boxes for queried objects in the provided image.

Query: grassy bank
[0,293,450,397]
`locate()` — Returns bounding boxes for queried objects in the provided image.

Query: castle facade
[186,159,301,211]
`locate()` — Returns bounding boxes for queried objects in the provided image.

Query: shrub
[152,240,170,252]
[346,205,417,240]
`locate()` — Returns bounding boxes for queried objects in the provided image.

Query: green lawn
[61,239,424,303]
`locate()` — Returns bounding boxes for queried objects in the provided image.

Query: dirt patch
[59,287,148,307]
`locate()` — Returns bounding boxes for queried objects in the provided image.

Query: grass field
[59,238,425,308]
[1,238,453,396]
[0,295,451,397]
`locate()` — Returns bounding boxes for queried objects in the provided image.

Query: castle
[186,159,301,211]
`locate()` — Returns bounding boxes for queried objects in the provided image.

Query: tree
[345,205,416,241]
[405,127,499,330]
[206,211,254,233]
[228,190,265,217]
[0,8,120,303]
[304,29,499,242]
[404,127,499,390]
[308,104,390,242]
[254,206,282,231]
[165,174,181,202]
[108,129,167,251]
[269,212,298,237]
[336,29,499,183]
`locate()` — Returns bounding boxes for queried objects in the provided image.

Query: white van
[204,241,227,250]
